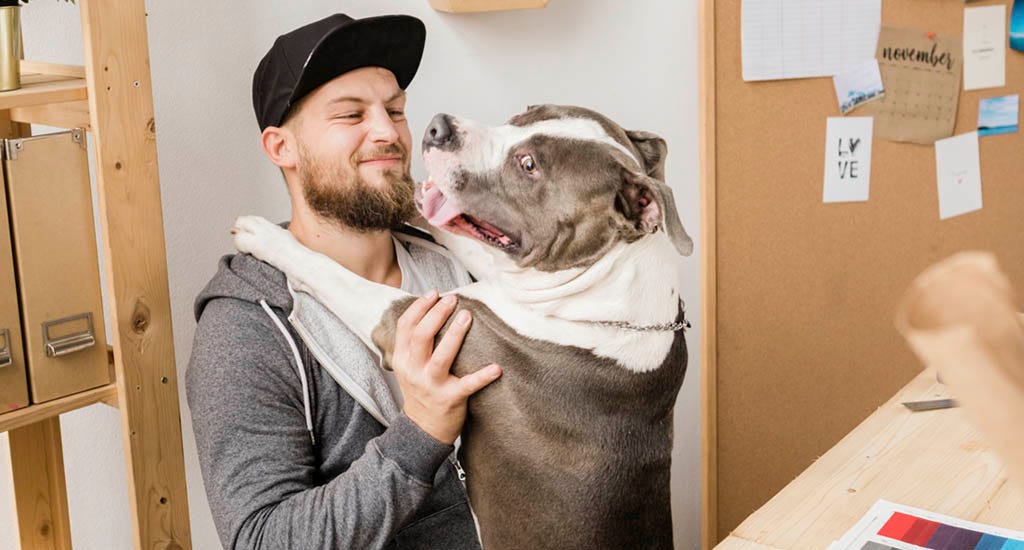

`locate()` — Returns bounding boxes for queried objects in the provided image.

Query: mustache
[353,143,408,163]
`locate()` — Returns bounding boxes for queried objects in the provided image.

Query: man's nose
[423,113,455,150]
[367,110,400,143]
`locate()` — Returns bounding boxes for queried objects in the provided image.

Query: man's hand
[392,290,502,445]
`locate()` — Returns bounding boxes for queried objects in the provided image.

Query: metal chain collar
[589,317,691,333]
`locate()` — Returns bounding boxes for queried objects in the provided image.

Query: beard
[296,141,416,233]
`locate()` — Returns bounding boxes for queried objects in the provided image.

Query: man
[187,14,499,549]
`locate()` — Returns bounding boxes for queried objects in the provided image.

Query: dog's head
[417,104,692,272]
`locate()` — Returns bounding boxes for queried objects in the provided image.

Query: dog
[232,104,693,549]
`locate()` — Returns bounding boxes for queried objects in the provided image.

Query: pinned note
[859,27,962,145]
[741,0,882,81]
[963,5,1006,91]
[833,59,885,114]
[935,131,982,220]
[823,117,873,203]
[978,95,1019,136]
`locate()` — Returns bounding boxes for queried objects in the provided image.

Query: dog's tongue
[420,183,463,226]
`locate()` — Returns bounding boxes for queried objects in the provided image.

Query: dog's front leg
[232,215,411,356]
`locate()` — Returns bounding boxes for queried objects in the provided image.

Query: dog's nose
[423,113,454,149]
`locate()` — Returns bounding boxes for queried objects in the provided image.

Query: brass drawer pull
[42,312,96,357]
[0,328,10,367]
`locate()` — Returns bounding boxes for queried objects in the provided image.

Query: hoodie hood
[194,222,452,323]
[191,221,473,439]
[194,252,293,322]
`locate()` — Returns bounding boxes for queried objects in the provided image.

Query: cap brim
[285,15,425,119]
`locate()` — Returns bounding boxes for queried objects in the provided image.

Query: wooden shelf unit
[0,61,87,110]
[0,347,117,434]
[3,61,91,129]
[1,1,192,548]
[0,384,117,434]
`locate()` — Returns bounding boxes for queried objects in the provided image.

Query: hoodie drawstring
[260,299,315,446]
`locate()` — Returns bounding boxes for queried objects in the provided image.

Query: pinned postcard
[1011,0,1024,52]
[833,59,885,114]
[978,95,1019,136]
[935,131,982,220]
[859,27,963,145]
[963,5,1006,90]
[741,0,882,81]
[823,117,873,203]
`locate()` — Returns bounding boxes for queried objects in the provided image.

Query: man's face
[286,66,416,232]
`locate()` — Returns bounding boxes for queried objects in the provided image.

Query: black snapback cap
[252,14,426,131]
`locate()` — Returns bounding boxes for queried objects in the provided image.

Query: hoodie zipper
[288,292,482,543]
[449,454,482,546]
[450,457,467,482]
[288,314,391,427]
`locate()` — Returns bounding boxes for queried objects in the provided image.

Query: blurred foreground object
[896,251,1024,490]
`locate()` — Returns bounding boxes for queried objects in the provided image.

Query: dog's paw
[231,215,294,260]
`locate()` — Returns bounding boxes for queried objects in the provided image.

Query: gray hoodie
[186,226,482,550]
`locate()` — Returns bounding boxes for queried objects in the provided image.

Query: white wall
[0,1,701,548]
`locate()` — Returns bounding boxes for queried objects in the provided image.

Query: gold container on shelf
[0,6,19,92]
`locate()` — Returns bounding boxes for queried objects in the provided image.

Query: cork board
[702,0,1024,543]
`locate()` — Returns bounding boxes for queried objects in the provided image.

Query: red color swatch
[879,512,918,540]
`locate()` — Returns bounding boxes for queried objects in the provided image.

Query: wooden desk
[714,369,1024,549]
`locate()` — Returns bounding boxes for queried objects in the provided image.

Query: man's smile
[359,155,403,167]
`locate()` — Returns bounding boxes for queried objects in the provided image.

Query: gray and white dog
[232,104,693,549]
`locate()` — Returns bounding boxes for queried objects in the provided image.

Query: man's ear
[261,126,298,170]
[625,129,667,181]
[616,168,693,257]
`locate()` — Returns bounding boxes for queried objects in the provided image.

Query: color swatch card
[935,131,982,220]
[830,500,1024,550]
[963,5,1006,90]
[823,117,873,203]
[859,27,963,145]
[979,95,1019,136]
[742,0,882,81]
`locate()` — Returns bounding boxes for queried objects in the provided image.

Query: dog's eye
[519,154,538,174]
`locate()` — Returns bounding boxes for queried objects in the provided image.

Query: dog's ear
[616,169,693,257]
[625,129,667,181]
[526,104,540,111]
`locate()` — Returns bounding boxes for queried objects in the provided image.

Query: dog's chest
[452,300,688,550]
[455,298,689,451]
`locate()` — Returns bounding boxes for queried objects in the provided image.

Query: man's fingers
[420,294,458,332]
[457,364,503,397]
[427,309,473,377]
[394,290,439,360]
[411,294,458,349]
[396,290,440,333]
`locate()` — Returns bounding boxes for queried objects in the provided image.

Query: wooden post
[78,0,192,548]
[9,418,73,550]
[698,0,717,547]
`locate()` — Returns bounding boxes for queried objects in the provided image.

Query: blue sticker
[1012,0,1024,52]
[978,95,1019,137]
